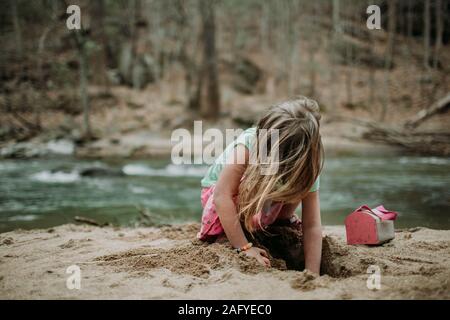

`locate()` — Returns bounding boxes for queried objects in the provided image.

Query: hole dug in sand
[96,224,355,279]
[251,224,353,278]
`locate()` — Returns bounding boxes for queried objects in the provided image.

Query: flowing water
[0,155,449,233]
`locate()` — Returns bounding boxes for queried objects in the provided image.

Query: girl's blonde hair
[237,96,324,232]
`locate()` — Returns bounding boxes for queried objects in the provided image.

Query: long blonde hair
[238,96,324,232]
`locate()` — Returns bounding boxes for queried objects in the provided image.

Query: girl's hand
[244,247,271,267]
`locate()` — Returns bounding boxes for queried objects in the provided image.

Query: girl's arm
[213,144,271,267]
[301,191,322,275]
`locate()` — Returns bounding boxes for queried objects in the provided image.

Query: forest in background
[1,0,449,157]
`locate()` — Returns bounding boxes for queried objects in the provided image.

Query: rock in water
[80,167,124,177]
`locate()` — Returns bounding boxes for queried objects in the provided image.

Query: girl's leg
[198,186,225,241]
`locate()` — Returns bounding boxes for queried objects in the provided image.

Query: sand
[0,223,449,299]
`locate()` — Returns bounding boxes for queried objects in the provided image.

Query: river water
[0,155,449,233]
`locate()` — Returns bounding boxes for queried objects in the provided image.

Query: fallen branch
[10,110,40,132]
[405,93,450,129]
[326,115,450,156]
[364,128,450,156]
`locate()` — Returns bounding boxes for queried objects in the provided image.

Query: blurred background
[0,0,449,232]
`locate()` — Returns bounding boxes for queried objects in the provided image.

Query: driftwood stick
[74,216,105,227]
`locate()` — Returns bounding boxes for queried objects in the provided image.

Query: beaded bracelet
[235,242,253,253]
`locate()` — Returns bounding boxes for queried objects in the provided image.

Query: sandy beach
[0,223,449,300]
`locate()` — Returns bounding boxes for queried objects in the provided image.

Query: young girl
[198,96,324,274]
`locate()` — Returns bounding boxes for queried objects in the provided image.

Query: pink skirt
[197,185,284,241]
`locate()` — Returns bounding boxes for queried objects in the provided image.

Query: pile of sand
[0,223,449,299]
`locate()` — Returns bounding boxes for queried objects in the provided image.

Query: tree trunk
[286,0,300,96]
[345,14,353,106]
[308,48,316,98]
[308,2,319,99]
[423,0,431,69]
[329,0,340,112]
[260,1,270,54]
[381,0,396,121]
[73,31,92,139]
[385,0,396,70]
[332,0,340,33]
[196,0,220,119]
[407,0,414,38]
[345,46,353,106]
[130,0,139,89]
[79,44,91,139]
[433,0,443,69]
[59,0,91,138]
[367,0,376,110]
[11,0,23,60]
[174,0,197,110]
[147,0,164,87]
[90,0,110,91]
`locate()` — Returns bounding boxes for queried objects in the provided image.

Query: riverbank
[2,83,444,160]
[0,128,403,160]
[1,223,449,299]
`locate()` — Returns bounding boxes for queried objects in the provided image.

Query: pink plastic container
[345,205,398,245]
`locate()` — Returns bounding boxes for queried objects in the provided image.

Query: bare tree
[259,1,270,55]
[285,0,301,95]
[75,32,92,139]
[367,0,376,109]
[407,0,414,39]
[60,0,91,138]
[145,0,165,86]
[90,0,110,91]
[195,0,220,119]
[423,0,431,69]
[433,0,443,69]
[35,1,61,129]
[329,0,341,111]
[381,0,396,121]
[130,0,144,90]
[307,1,320,99]
[344,5,354,107]
[174,0,198,109]
[11,0,23,60]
